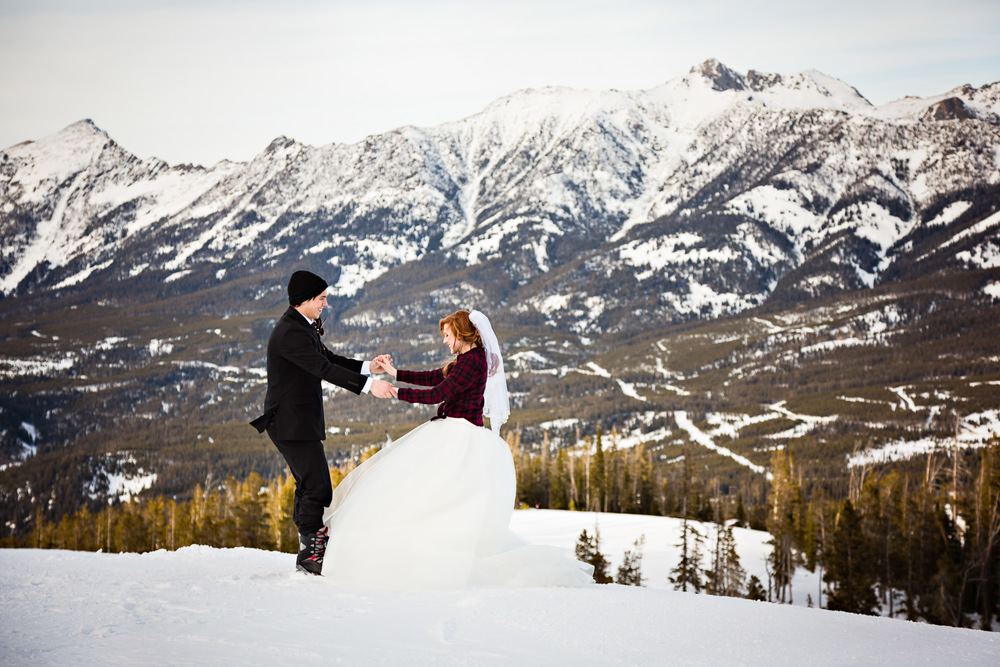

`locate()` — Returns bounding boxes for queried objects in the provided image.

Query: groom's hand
[370,379,397,399]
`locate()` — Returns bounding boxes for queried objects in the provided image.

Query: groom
[250,270,395,575]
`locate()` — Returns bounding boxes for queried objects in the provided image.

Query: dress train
[322,418,593,589]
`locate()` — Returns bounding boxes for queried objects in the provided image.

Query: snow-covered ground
[3,510,997,665]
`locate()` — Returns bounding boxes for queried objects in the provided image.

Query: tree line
[508,427,765,528]
[765,442,1000,629]
[26,472,299,555]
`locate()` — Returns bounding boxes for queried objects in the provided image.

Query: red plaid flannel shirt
[397,346,487,426]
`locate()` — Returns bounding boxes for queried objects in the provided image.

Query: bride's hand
[371,354,397,377]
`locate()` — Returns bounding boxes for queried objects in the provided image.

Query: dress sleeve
[397,354,482,406]
[397,367,444,387]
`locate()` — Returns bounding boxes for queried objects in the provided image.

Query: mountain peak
[264,136,297,153]
[921,96,977,122]
[691,58,746,92]
[55,118,111,143]
[0,119,114,155]
[71,118,106,133]
[33,119,118,158]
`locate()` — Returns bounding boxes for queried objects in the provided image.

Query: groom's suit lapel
[284,307,322,350]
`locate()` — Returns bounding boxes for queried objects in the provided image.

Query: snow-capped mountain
[3,61,1000,534]
[2,59,998,333]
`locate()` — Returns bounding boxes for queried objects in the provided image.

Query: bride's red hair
[440,310,483,376]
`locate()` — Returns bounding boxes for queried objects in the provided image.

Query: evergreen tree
[232,473,273,549]
[767,448,802,603]
[265,471,296,553]
[164,498,181,551]
[959,442,1000,629]
[735,493,748,528]
[146,496,166,551]
[575,527,612,584]
[708,524,746,597]
[670,443,704,593]
[746,574,767,601]
[616,536,646,586]
[862,472,908,617]
[824,499,879,615]
[550,448,569,510]
[904,461,960,625]
[568,431,581,510]
[801,499,821,573]
[540,429,551,509]
[591,428,606,512]
[118,501,148,553]
[188,482,214,546]
[635,446,658,515]
[670,518,705,593]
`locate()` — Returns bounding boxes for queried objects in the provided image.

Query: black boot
[296,525,329,575]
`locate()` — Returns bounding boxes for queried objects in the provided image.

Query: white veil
[469,310,510,434]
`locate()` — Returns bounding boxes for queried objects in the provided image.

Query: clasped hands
[369,353,399,399]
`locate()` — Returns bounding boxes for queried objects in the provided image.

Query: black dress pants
[270,437,332,534]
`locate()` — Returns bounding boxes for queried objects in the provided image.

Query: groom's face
[299,292,327,320]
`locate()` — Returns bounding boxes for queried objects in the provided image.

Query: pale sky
[1,0,997,167]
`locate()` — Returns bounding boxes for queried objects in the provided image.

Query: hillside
[2,262,997,524]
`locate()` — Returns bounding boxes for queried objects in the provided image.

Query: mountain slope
[1,60,999,530]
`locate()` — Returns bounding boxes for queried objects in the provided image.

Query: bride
[321,309,593,589]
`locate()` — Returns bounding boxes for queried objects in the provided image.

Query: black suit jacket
[252,307,366,441]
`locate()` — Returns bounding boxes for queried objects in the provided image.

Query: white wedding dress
[322,417,594,589]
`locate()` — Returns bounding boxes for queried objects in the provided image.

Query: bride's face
[442,324,466,355]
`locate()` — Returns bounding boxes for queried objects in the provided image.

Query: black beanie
[288,270,328,305]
